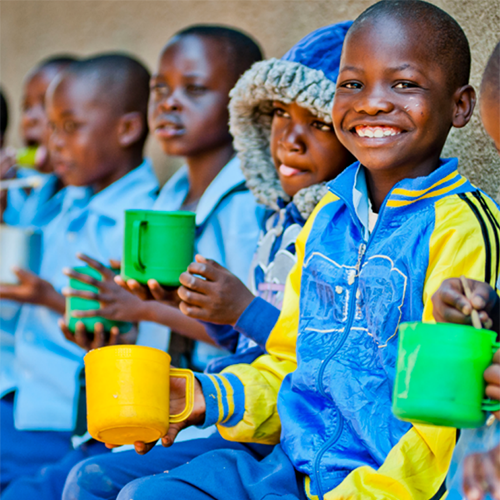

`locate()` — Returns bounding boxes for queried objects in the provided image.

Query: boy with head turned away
[99,2,500,499]
[61,25,265,371]
[61,22,353,500]
[431,42,500,500]
[0,54,159,496]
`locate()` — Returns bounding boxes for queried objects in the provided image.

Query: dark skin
[178,101,353,325]
[332,17,475,212]
[433,86,500,500]
[0,73,146,312]
[121,34,240,305]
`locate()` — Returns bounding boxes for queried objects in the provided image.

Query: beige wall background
[1,0,499,198]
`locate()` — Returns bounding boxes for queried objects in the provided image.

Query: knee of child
[62,457,114,500]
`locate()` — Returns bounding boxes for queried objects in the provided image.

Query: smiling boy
[107,2,500,500]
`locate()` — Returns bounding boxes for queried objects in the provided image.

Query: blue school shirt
[2,160,159,431]
[0,173,79,401]
[138,157,265,370]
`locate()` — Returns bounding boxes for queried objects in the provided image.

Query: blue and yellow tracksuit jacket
[197,159,500,500]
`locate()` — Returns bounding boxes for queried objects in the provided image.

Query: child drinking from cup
[433,41,500,500]
[0,54,159,496]
[61,26,265,371]
[61,22,354,500]
[103,3,500,499]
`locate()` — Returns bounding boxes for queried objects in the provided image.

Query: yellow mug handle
[169,368,195,423]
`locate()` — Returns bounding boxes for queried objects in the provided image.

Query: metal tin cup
[392,321,500,428]
[121,210,195,286]
[66,266,131,334]
[85,345,194,445]
[0,225,41,284]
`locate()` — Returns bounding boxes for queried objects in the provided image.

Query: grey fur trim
[229,58,337,219]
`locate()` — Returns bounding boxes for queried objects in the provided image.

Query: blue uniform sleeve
[234,297,281,351]
[201,322,240,352]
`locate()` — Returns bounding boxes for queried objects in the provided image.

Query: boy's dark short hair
[36,54,78,71]
[63,53,151,146]
[349,0,471,91]
[0,88,8,138]
[173,25,263,81]
[481,42,500,104]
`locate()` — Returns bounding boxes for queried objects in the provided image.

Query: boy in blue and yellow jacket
[117,2,500,500]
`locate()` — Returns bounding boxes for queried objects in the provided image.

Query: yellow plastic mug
[84,345,194,445]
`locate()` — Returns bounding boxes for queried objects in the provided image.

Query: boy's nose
[280,124,306,154]
[159,92,182,112]
[353,88,394,115]
[49,130,65,151]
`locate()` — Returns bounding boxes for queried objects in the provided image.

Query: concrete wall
[2,0,499,197]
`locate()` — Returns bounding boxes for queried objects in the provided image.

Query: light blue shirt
[1,173,82,400]
[139,157,266,370]
[2,160,159,431]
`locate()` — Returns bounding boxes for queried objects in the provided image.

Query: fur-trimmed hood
[229,21,352,219]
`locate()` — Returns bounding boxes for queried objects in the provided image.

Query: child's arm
[432,277,500,333]
[64,254,216,345]
[0,267,65,314]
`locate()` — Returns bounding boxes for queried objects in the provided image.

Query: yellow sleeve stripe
[218,375,235,424]
[391,171,459,198]
[206,374,225,423]
[387,177,466,208]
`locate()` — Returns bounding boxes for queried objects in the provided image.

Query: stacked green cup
[66,266,131,334]
[121,210,196,286]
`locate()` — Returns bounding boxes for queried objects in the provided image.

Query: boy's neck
[365,157,442,213]
[93,151,144,194]
[184,142,235,205]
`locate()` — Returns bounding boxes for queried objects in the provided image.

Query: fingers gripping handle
[482,343,500,413]
[169,368,195,423]
[132,220,147,271]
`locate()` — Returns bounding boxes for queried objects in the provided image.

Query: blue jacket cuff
[234,297,281,351]
[195,372,245,429]
[201,322,239,353]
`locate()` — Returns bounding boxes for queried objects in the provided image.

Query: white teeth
[365,129,374,138]
[356,127,400,138]
[374,129,384,138]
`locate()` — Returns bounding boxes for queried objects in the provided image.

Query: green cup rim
[399,321,495,338]
[124,209,196,217]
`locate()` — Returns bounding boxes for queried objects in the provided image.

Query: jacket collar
[329,158,473,218]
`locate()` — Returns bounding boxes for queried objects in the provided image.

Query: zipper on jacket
[313,242,366,498]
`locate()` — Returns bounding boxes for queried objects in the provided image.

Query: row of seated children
[0,27,266,499]
[61,1,500,500]
[2,0,498,499]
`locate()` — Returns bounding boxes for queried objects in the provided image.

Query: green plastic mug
[121,210,195,286]
[392,321,500,428]
[66,266,131,334]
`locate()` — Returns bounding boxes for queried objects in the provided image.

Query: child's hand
[104,375,206,455]
[485,349,500,421]
[432,278,499,333]
[463,443,500,500]
[0,267,65,314]
[62,253,147,323]
[0,146,16,179]
[114,275,179,306]
[178,255,255,326]
[59,318,127,352]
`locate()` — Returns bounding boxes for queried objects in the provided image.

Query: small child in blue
[0,54,159,497]
[61,22,354,500]
[178,20,354,372]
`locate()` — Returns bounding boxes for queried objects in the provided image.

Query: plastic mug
[392,321,500,428]
[121,210,195,286]
[84,345,195,445]
[66,266,131,334]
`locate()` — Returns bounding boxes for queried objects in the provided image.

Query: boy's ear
[452,85,476,129]
[117,112,145,147]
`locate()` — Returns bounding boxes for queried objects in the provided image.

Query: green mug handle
[481,342,500,412]
[132,220,147,272]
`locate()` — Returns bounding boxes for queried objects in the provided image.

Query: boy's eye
[151,83,169,98]
[186,84,207,95]
[312,121,333,132]
[340,81,362,90]
[63,121,78,133]
[394,82,419,89]
[273,107,290,119]
[48,121,56,132]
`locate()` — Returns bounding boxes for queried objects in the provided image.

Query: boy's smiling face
[271,101,352,197]
[149,34,234,157]
[333,17,472,181]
